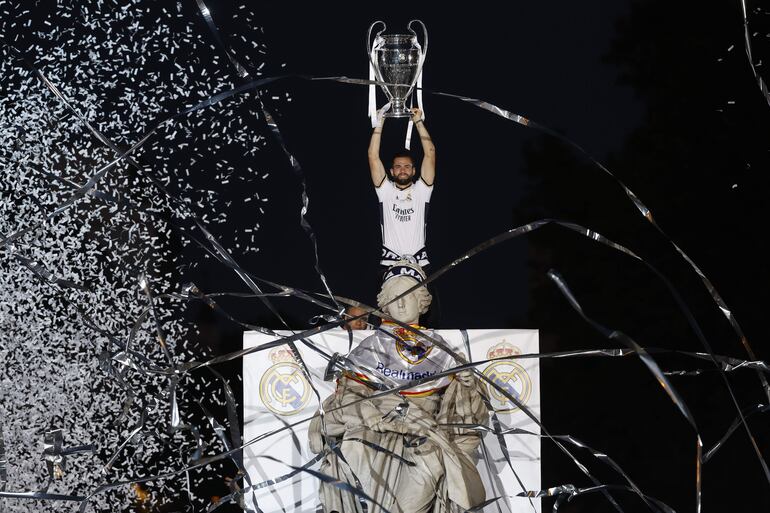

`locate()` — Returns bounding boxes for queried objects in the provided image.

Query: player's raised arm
[411,108,435,186]
[368,114,387,187]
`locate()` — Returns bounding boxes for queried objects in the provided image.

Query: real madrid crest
[482,341,532,414]
[259,347,312,416]
[393,326,432,364]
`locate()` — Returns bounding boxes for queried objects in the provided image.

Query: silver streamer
[0,421,7,492]
[0,1,279,511]
[738,0,770,107]
[0,2,768,513]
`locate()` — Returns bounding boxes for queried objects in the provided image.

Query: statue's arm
[337,377,437,435]
[308,390,346,454]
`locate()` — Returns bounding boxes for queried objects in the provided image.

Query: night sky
[199,1,646,326]
[2,0,769,511]
[196,2,770,511]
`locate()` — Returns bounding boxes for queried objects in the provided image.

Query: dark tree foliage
[516,2,770,511]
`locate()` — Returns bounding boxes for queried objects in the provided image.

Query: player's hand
[410,107,423,123]
[374,106,389,129]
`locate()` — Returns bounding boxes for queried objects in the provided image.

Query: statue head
[377,261,432,325]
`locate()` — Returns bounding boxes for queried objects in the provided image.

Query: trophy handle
[366,20,386,55]
[407,19,428,59]
[367,20,387,88]
[406,19,428,110]
[366,20,386,61]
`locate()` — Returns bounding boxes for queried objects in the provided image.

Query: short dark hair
[390,151,415,169]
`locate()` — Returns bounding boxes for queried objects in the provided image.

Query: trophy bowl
[368,20,427,118]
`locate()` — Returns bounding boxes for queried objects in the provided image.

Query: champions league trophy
[367,20,428,118]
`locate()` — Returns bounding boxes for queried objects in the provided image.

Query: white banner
[243,329,540,512]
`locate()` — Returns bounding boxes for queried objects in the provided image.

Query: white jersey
[375,178,433,266]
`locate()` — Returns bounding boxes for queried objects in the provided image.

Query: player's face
[383,277,421,324]
[344,306,369,330]
[390,157,415,186]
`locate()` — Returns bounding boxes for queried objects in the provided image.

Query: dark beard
[394,175,412,186]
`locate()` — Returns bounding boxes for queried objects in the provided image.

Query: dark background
[5,0,769,511]
[180,1,770,512]
[187,1,770,511]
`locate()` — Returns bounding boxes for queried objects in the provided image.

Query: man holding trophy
[368,107,436,269]
[365,20,435,270]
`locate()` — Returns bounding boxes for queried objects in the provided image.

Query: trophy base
[383,108,412,118]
